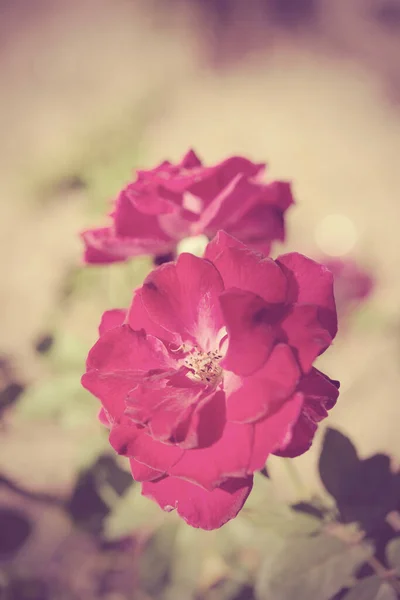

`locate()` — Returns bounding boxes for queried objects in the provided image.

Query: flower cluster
[81,150,339,530]
[81,150,294,264]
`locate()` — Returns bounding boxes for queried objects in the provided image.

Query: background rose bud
[81,150,294,265]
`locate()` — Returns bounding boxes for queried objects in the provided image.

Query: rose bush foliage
[81,150,293,264]
[82,231,339,530]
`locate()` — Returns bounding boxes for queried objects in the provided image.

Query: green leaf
[138,520,179,596]
[162,525,210,600]
[14,374,90,421]
[48,331,88,371]
[255,530,374,600]
[103,483,167,539]
[342,577,397,600]
[386,537,400,572]
[241,474,321,537]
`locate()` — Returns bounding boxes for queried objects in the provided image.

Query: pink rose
[81,150,294,264]
[82,232,339,530]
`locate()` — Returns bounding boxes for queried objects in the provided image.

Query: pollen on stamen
[183,347,223,386]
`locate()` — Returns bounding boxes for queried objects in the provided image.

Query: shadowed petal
[85,325,175,373]
[142,475,253,530]
[219,290,277,376]
[277,253,337,339]
[125,377,204,443]
[226,344,301,423]
[276,369,340,457]
[81,226,173,265]
[142,253,224,349]
[129,458,163,482]
[82,326,176,419]
[281,305,332,372]
[169,421,253,489]
[128,288,178,345]
[204,230,246,263]
[109,419,184,472]
[207,244,287,304]
[248,392,304,472]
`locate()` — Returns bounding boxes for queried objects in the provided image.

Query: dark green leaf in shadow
[0,509,32,559]
[319,428,360,500]
[65,455,132,535]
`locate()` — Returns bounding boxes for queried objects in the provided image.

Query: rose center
[184,348,223,386]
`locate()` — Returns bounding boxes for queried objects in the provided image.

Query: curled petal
[169,421,253,490]
[276,369,340,457]
[277,253,337,339]
[142,475,253,530]
[207,243,287,304]
[109,419,184,472]
[219,290,277,376]
[226,344,300,423]
[204,230,246,263]
[81,227,173,265]
[99,309,127,335]
[129,458,163,482]
[125,376,204,443]
[142,253,224,349]
[128,288,179,345]
[281,305,332,372]
[114,189,174,237]
[82,326,176,419]
[248,392,304,472]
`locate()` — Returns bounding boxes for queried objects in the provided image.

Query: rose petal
[82,326,176,419]
[82,370,140,421]
[142,475,253,530]
[204,230,246,264]
[125,376,204,443]
[281,305,332,372]
[169,421,253,489]
[277,253,337,339]
[86,325,175,373]
[109,419,184,472]
[208,244,287,304]
[276,369,340,457]
[226,344,301,423]
[219,290,277,376]
[128,288,178,345]
[99,309,127,335]
[98,407,110,426]
[125,182,179,216]
[227,205,284,254]
[180,149,202,169]
[114,189,174,237]
[192,175,261,235]
[178,389,226,449]
[142,253,224,349]
[81,227,173,264]
[248,392,304,472]
[129,458,163,482]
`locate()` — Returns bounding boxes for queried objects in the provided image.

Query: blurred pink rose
[81,150,294,264]
[82,232,339,530]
